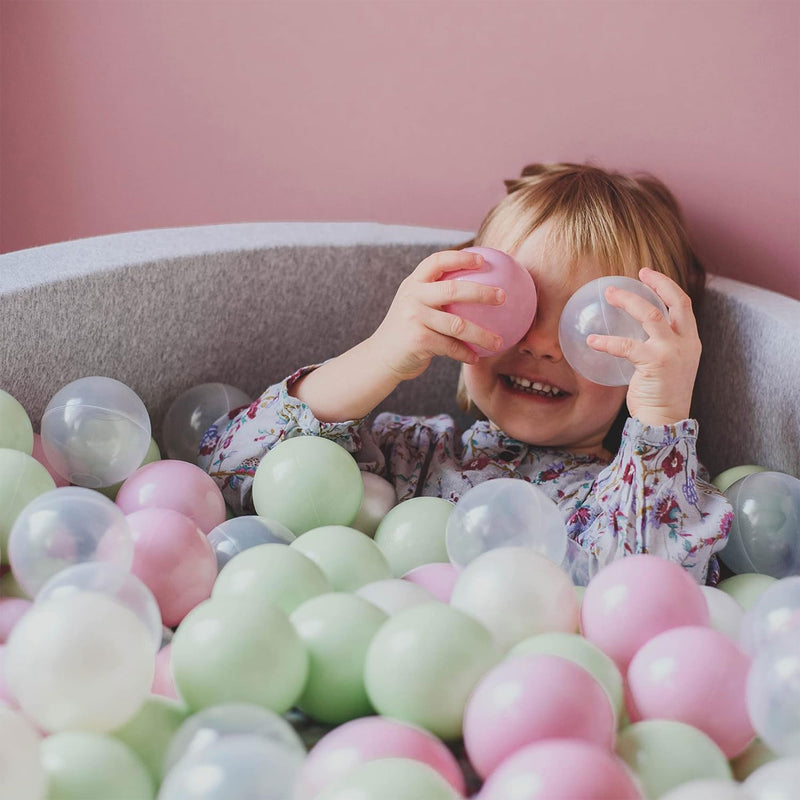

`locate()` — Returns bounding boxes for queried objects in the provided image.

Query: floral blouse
[198,365,733,585]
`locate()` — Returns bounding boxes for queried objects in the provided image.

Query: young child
[198,163,732,585]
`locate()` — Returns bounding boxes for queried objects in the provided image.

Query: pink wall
[1,0,798,298]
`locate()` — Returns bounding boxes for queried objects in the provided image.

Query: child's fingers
[419,306,503,355]
[604,285,670,339]
[413,250,484,283]
[418,279,505,309]
[586,333,646,364]
[638,268,699,337]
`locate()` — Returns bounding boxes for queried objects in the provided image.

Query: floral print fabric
[198,365,732,585]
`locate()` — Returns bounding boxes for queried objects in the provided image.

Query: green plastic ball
[290,526,392,591]
[171,597,309,714]
[0,389,33,455]
[96,437,161,501]
[0,448,56,564]
[252,436,363,534]
[615,720,732,798]
[212,542,332,614]
[315,757,461,800]
[111,695,189,784]
[290,592,387,724]
[717,573,778,611]
[509,631,624,723]
[40,731,154,800]
[364,602,501,740]
[712,464,768,494]
[374,497,453,577]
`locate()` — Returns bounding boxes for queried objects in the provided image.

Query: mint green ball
[111,695,189,784]
[616,720,732,798]
[509,631,624,723]
[364,602,500,740]
[41,731,154,800]
[96,437,161,501]
[316,757,461,800]
[213,542,332,613]
[717,573,778,611]
[712,464,768,493]
[252,436,363,534]
[374,497,454,577]
[290,592,387,724]
[0,448,56,564]
[171,598,309,714]
[290,525,392,591]
[0,389,33,455]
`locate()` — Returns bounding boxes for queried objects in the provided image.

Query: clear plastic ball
[162,382,250,463]
[8,487,134,597]
[445,478,567,569]
[163,702,305,774]
[558,276,668,386]
[744,756,800,800]
[207,515,295,572]
[36,562,162,652]
[720,471,800,578]
[740,576,800,657]
[157,734,305,800]
[40,376,151,488]
[746,634,800,755]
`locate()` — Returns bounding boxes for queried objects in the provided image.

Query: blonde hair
[456,162,706,414]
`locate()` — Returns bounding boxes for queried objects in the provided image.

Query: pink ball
[626,625,754,758]
[402,562,459,603]
[442,246,537,357]
[0,598,32,644]
[463,654,616,779]
[151,643,179,700]
[580,554,710,672]
[478,739,643,800]
[31,433,70,487]
[126,508,217,626]
[116,460,226,534]
[294,716,466,799]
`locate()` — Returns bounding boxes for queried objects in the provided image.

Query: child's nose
[517,313,563,361]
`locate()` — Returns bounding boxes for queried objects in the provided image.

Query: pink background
[1,0,798,298]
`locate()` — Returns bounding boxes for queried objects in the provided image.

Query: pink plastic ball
[126,508,217,626]
[463,654,616,779]
[116,460,226,534]
[580,554,710,672]
[441,246,537,357]
[31,434,69,488]
[479,739,643,800]
[294,716,466,799]
[151,643,179,700]
[402,562,459,603]
[0,598,31,644]
[626,625,754,758]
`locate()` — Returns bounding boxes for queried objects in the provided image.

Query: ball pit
[1,380,800,798]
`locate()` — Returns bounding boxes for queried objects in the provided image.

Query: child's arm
[290,249,505,421]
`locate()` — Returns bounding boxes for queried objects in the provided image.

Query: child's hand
[586,268,702,427]
[369,250,506,382]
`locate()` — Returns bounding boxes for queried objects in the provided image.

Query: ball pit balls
[720,471,800,578]
[740,576,800,656]
[351,471,398,537]
[659,779,755,800]
[700,585,746,641]
[96,436,161,501]
[40,376,151,488]
[116,459,226,534]
[713,464,768,494]
[401,561,459,603]
[0,705,47,800]
[558,275,669,386]
[355,578,436,616]
[32,432,69,487]
[441,246,537,357]
[162,382,251,462]
[207,514,296,572]
[445,478,567,569]
[295,716,465,800]
[0,388,34,454]
[8,486,134,598]
[744,757,800,799]
[251,436,364,534]
[718,572,778,611]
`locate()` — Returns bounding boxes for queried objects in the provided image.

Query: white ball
[4,592,154,732]
[351,472,397,537]
[356,578,436,615]
[659,778,752,800]
[0,705,46,800]
[700,586,746,642]
[450,546,579,651]
[745,756,800,800]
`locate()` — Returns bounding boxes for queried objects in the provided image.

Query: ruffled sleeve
[569,417,734,584]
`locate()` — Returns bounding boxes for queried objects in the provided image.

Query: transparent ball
[747,634,800,755]
[740,576,800,657]
[40,376,151,488]
[558,276,668,386]
[207,515,295,572]
[445,478,567,569]
[36,562,162,652]
[720,471,800,578]
[162,382,251,463]
[560,538,599,587]
[8,487,134,597]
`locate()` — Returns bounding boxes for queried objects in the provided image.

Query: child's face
[462,220,628,455]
